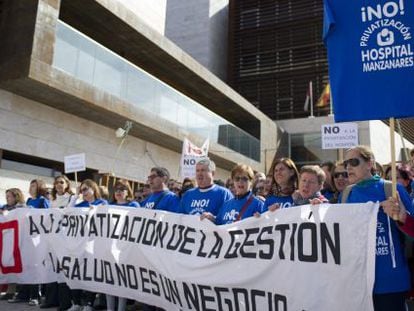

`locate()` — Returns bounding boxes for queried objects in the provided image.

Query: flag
[304,81,313,111]
[316,83,330,108]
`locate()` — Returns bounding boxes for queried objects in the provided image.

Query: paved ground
[0,299,44,311]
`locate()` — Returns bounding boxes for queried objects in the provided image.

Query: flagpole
[329,84,334,116]
[389,117,399,221]
[396,119,409,161]
[309,81,314,118]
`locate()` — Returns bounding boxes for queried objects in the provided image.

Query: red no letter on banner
[0,220,23,273]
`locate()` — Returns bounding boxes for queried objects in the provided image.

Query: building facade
[0,0,277,202]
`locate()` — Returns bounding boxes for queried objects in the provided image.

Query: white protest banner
[180,138,209,179]
[64,153,86,174]
[321,123,358,149]
[0,203,377,311]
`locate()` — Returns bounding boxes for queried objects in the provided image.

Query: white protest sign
[321,123,358,149]
[0,204,377,311]
[64,153,86,173]
[180,138,209,179]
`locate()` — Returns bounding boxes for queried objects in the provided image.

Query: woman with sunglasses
[75,179,108,208]
[68,179,108,311]
[111,180,139,208]
[342,145,414,311]
[329,162,349,203]
[40,176,76,309]
[209,164,263,225]
[105,180,138,311]
[263,158,299,211]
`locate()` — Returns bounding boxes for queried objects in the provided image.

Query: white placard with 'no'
[64,153,86,173]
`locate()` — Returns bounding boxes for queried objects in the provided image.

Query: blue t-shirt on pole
[323,0,414,122]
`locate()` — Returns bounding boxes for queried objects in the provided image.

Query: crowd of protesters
[1,146,414,311]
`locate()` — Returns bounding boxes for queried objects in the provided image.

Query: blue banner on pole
[323,0,414,122]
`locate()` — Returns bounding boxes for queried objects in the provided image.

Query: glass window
[52,21,260,161]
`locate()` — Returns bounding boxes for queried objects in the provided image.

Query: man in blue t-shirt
[141,167,179,213]
[180,158,233,216]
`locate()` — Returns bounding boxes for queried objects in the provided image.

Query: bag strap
[341,184,355,203]
[236,195,254,221]
[152,191,168,210]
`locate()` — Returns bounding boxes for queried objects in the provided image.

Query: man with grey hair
[179,158,233,216]
[141,167,179,212]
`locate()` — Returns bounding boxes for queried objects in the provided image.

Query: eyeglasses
[234,176,249,182]
[80,187,90,193]
[343,158,362,169]
[333,171,348,179]
[55,180,65,185]
[114,188,127,193]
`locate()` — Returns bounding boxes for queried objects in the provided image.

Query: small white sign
[321,123,358,149]
[64,153,86,173]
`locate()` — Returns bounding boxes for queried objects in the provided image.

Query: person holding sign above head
[341,145,414,311]
[207,164,263,225]
[263,158,299,212]
[141,167,179,212]
[179,158,233,216]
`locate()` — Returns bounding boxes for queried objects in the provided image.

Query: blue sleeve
[130,201,140,208]
[178,194,187,214]
[41,198,50,209]
[323,0,335,44]
[215,202,227,226]
[256,199,264,214]
[397,184,414,216]
[224,188,234,203]
[164,194,180,213]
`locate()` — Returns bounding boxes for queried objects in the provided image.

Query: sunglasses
[343,158,362,169]
[115,188,127,193]
[333,171,348,179]
[234,176,249,182]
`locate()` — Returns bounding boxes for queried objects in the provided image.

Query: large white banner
[0,203,377,311]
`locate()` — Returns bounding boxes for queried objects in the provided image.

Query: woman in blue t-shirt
[202,163,263,224]
[75,179,108,208]
[26,179,50,209]
[263,158,299,212]
[110,179,140,208]
[343,145,414,311]
[106,179,138,311]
